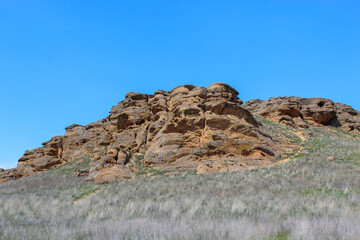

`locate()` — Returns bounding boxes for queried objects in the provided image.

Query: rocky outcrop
[2,83,358,184]
[143,83,278,172]
[1,83,286,183]
[244,97,360,133]
[334,103,360,134]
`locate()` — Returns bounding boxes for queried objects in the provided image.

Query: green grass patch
[48,155,92,176]
[126,153,166,176]
[256,116,302,144]
[72,184,101,202]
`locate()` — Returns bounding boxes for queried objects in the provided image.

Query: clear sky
[0,0,359,169]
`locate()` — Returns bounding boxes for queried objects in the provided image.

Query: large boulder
[93,165,135,184]
[299,98,336,124]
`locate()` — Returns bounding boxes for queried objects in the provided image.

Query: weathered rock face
[1,83,283,183]
[143,83,277,171]
[244,97,360,133]
[1,83,358,184]
[334,103,360,134]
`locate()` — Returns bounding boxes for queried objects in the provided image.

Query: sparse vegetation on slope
[1,119,360,239]
[48,155,92,176]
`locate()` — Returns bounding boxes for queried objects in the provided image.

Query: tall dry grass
[1,125,360,239]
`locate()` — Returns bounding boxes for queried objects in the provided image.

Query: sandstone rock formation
[1,83,358,184]
[244,97,360,133]
[91,165,135,184]
[334,103,360,134]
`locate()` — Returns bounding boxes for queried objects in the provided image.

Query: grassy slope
[1,120,360,240]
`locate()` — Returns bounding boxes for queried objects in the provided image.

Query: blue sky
[0,0,359,169]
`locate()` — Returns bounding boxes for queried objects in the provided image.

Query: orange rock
[4,83,357,184]
[93,166,135,184]
[244,96,360,133]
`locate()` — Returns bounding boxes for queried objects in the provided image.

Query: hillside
[1,83,360,239]
[1,83,359,185]
[1,117,360,239]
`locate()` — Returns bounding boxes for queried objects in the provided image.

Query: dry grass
[1,122,360,239]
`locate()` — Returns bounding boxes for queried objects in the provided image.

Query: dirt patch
[272,130,306,166]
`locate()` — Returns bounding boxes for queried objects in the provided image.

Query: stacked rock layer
[244,97,360,133]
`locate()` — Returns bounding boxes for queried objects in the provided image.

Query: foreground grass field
[1,120,360,239]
